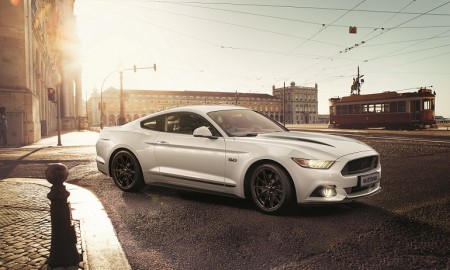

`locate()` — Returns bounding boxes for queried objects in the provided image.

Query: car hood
[235,131,375,160]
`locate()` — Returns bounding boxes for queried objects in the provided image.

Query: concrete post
[46,163,81,267]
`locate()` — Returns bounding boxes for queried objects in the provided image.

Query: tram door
[411,100,421,120]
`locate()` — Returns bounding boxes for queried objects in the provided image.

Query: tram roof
[334,89,434,103]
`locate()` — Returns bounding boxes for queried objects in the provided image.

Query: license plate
[359,172,380,187]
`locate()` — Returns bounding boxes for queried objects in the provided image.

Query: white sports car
[96,106,381,214]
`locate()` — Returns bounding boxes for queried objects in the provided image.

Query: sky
[74,0,450,117]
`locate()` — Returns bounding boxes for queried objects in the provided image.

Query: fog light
[320,185,337,197]
[311,185,337,198]
[310,185,337,198]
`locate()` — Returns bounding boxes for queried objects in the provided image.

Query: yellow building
[88,88,283,127]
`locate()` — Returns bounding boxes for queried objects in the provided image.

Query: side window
[141,112,221,136]
[398,101,406,112]
[173,112,221,136]
[140,115,164,131]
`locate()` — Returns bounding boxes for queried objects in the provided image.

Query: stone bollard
[46,163,81,268]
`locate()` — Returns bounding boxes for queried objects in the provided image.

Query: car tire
[111,150,144,192]
[249,163,294,214]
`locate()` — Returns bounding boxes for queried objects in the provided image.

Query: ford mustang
[96,106,381,214]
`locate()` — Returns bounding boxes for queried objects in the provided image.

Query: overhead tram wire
[367,30,450,62]
[352,0,450,51]
[296,1,450,83]
[341,0,417,54]
[281,0,368,80]
[146,1,450,16]
[335,1,450,61]
[79,0,450,87]
[168,0,450,72]
[133,0,450,61]
[110,2,345,48]
[363,35,450,47]
[161,1,450,30]
[253,0,368,84]
[82,0,450,53]
[370,49,450,72]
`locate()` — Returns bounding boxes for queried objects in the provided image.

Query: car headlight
[292,158,335,169]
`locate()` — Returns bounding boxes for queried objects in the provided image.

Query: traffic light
[48,88,56,102]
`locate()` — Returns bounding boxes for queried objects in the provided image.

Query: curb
[1,178,131,270]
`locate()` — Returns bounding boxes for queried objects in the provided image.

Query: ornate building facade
[88,88,283,127]
[272,82,319,124]
[0,0,82,145]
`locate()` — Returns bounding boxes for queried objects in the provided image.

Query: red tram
[328,69,437,130]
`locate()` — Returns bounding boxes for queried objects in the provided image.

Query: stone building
[87,88,283,127]
[0,0,82,145]
[272,82,319,124]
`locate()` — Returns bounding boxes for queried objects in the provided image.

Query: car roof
[123,105,249,128]
[157,105,249,115]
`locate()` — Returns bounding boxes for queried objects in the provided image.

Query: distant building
[88,88,283,127]
[272,82,319,124]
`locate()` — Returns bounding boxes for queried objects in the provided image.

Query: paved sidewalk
[22,130,100,148]
[0,178,131,270]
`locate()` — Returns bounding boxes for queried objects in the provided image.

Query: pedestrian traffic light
[48,88,56,102]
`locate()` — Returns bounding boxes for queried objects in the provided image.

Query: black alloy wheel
[111,150,144,192]
[249,163,293,214]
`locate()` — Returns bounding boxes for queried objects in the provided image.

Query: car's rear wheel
[249,163,294,214]
[111,150,144,192]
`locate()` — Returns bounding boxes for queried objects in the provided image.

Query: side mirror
[193,126,218,139]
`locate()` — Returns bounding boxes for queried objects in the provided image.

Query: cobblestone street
[0,181,83,270]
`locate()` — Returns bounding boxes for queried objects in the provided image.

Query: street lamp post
[52,69,62,146]
[57,86,62,146]
[100,64,156,127]
[118,69,126,125]
[283,81,286,126]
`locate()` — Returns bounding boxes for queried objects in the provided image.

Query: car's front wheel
[111,150,144,192]
[249,163,294,214]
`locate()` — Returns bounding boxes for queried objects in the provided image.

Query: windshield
[208,109,287,137]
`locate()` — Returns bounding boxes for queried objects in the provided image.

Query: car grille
[341,155,378,176]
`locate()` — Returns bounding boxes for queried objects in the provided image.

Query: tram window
[349,104,360,114]
[375,103,382,113]
[390,102,398,112]
[349,105,354,114]
[363,104,368,113]
[383,103,390,113]
[368,104,376,113]
[336,106,342,115]
[423,99,431,110]
[398,101,406,112]
[342,105,348,114]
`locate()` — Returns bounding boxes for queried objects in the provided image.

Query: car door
[153,112,227,192]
